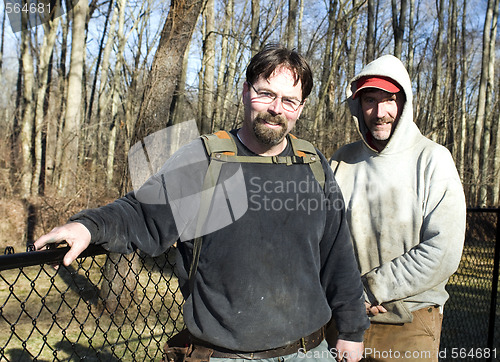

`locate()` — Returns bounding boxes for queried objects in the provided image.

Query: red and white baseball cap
[353,76,401,99]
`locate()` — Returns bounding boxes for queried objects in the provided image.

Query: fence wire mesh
[0,248,184,361]
[440,209,499,360]
[0,209,498,361]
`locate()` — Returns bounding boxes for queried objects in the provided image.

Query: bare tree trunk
[314,0,355,150]
[105,0,205,314]
[212,0,233,130]
[443,0,458,152]
[10,55,23,192]
[93,2,118,184]
[87,0,114,127]
[133,0,205,144]
[479,0,499,205]
[201,0,215,134]
[428,0,444,141]
[391,0,407,58]
[286,0,298,48]
[492,79,500,205]
[407,0,415,77]
[105,0,128,188]
[251,0,260,55]
[49,15,69,187]
[169,46,191,126]
[473,0,496,205]
[345,0,360,145]
[32,15,60,196]
[19,12,35,198]
[58,0,88,196]
[106,97,119,188]
[297,0,304,53]
[99,253,138,314]
[220,32,242,130]
[366,0,376,62]
[89,0,115,184]
[123,0,156,162]
[457,0,468,183]
[103,0,158,314]
[491,4,500,206]
[313,0,337,138]
[0,9,5,72]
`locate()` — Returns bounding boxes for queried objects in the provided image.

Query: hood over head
[346,55,419,154]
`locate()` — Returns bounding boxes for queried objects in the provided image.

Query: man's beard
[253,113,288,146]
[371,116,396,141]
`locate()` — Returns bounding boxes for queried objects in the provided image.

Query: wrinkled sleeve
[319,155,369,342]
[70,139,209,257]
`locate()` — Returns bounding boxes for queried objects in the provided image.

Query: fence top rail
[0,244,107,271]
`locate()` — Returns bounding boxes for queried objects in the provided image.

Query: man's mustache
[255,113,287,126]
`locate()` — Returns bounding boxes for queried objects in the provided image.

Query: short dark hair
[246,44,313,100]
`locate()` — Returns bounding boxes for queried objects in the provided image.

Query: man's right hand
[34,222,92,267]
[365,302,387,316]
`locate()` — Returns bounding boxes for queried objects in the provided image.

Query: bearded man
[35,44,369,362]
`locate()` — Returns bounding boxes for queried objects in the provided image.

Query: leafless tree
[200,0,216,134]
[133,0,206,143]
[473,0,498,205]
[58,0,88,196]
[391,0,407,58]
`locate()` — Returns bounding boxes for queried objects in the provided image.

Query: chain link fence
[0,246,184,361]
[0,209,498,361]
[440,208,500,360]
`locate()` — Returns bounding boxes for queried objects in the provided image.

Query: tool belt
[163,327,324,361]
[188,327,324,360]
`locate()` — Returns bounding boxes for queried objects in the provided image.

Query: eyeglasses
[248,82,304,112]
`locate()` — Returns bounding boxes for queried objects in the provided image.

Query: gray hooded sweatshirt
[330,55,466,323]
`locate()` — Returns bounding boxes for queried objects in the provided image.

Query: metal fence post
[487,208,500,361]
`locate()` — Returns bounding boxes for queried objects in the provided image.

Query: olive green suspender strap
[187,131,326,292]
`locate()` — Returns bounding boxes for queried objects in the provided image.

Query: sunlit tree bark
[286,0,298,48]
[48,15,69,187]
[428,0,444,142]
[32,14,60,196]
[365,0,376,62]
[457,0,468,182]
[391,0,407,58]
[297,0,304,53]
[89,0,115,184]
[479,0,498,205]
[0,9,5,72]
[19,12,35,198]
[212,0,233,130]
[251,0,260,55]
[133,0,205,143]
[200,0,215,134]
[473,0,497,205]
[58,0,88,196]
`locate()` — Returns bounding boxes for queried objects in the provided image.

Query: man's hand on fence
[34,222,92,267]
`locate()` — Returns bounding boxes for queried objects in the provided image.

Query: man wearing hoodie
[329,55,466,361]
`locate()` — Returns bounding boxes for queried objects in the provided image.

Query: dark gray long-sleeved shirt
[71,130,369,351]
